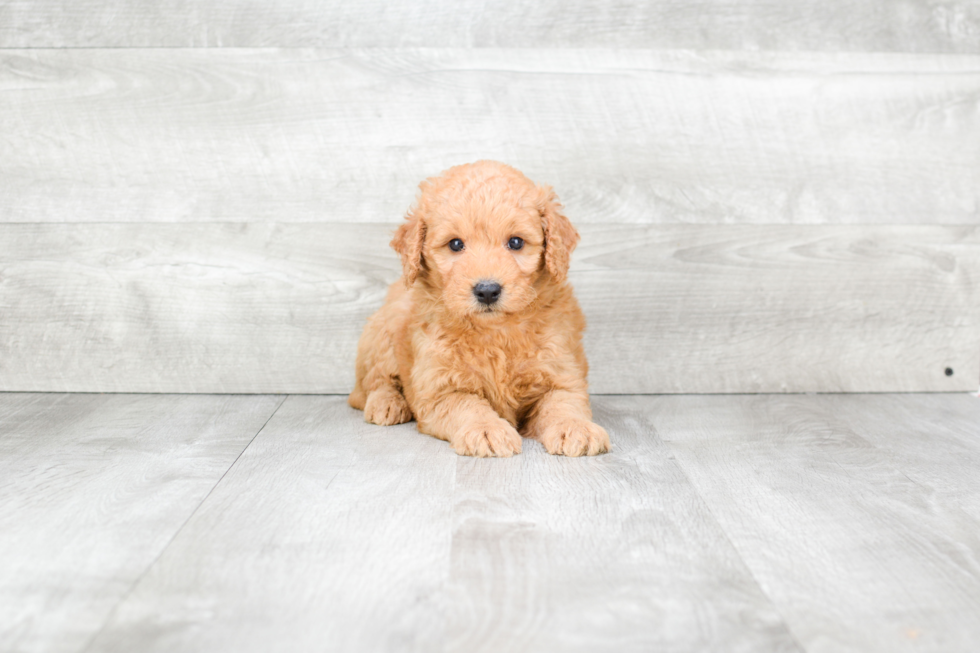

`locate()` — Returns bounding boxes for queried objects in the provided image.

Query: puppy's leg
[353,362,413,426]
[416,393,522,458]
[350,283,414,425]
[363,385,412,426]
[359,362,413,426]
[523,390,609,457]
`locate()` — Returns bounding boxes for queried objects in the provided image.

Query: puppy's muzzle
[472,280,502,306]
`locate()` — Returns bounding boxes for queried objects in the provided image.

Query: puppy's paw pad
[363,389,413,426]
[539,419,610,457]
[453,420,522,458]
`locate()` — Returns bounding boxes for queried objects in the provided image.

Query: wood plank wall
[1,2,978,393]
[3,1,979,51]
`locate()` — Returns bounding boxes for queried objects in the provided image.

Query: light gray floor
[2,392,979,652]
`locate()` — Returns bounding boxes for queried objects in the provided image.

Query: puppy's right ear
[391,208,426,287]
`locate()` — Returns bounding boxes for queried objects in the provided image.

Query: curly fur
[349,160,610,457]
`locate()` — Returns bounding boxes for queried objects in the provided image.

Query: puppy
[348,160,610,457]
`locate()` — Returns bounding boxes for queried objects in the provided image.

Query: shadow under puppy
[349,160,610,457]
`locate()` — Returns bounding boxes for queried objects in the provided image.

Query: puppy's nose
[472,280,502,305]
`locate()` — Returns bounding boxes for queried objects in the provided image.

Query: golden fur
[348,160,610,457]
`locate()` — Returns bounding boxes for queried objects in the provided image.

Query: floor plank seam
[441,453,460,648]
[76,394,288,653]
[659,435,809,653]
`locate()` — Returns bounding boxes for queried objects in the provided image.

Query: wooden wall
[3,1,979,51]
[1,2,978,393]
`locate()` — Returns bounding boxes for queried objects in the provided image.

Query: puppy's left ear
[536,185,580,283]
[391,208,427,287]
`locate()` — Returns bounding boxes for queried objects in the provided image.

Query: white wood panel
[0,223,975,394]
[577,224,980,393]
[2,49,977,225]
[1,0,978,51]
[0,392,283,653]
[86,395,458,652]
[0,223,394,394]
[647,393,980,653]
[443,397,801,652]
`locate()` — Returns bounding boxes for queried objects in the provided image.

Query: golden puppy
[348,160,609,457]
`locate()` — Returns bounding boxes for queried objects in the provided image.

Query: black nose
[472,280,502,305]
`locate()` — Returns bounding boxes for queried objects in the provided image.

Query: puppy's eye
[507,236,524,251]
[448,238,464,252]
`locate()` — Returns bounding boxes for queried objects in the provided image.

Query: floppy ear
[390,208,427,287]
[536,185,580,283]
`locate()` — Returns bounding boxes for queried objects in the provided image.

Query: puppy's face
[392,161,580,320]
[424,200,544,318]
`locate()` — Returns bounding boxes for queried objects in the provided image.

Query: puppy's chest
[448,331,551,402]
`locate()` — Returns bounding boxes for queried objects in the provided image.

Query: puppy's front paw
[538,418,610,457]
[453,419,522,458]
[363,387,413,426]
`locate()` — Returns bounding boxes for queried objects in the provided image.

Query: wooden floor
[2,393,979,652]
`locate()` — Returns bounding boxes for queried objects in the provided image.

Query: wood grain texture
[649,393,980,653]
[85,395,802,652]
[16,393,978,651]
[797,394,980,522]
[0,392,283,653]
[85,395,459,653]
[1,223,976,394]
[443,397,802,652]
[2,48,978,225]
[576,224,980,393]
[1,0,978,51]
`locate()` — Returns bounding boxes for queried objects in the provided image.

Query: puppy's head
[391,160,579,319]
